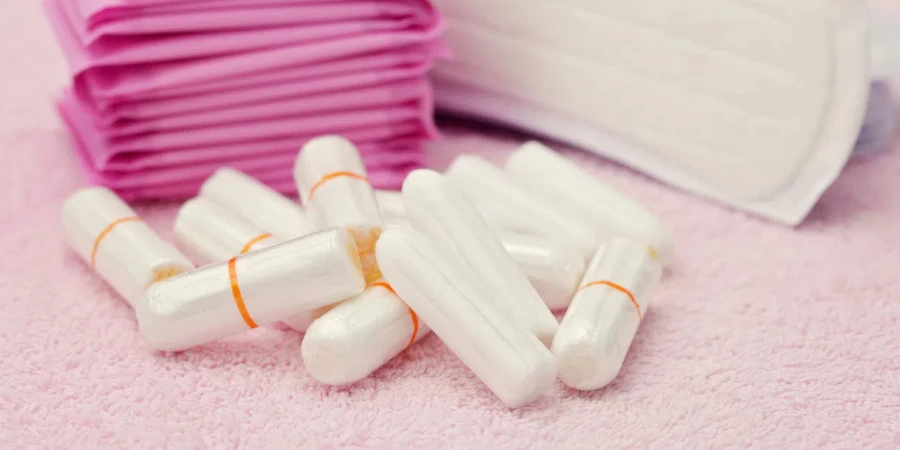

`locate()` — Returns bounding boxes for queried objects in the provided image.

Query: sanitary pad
[44,0,445,199]
[857,8,900,156]
[430,0,874,225]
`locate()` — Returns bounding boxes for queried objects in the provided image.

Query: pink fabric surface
[2,1,900,448]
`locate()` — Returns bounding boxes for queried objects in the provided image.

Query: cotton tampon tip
[300,282,424,385]
[551,238,661,390]
[552,325,626,390]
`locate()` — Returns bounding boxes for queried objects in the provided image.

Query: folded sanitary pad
[45,0,445,199]
[430,0,887,225]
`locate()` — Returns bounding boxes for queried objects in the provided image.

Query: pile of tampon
[44,0,444,200]
[61,136,672,408]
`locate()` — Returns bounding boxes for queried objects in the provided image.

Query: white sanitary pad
[431,0,873,225]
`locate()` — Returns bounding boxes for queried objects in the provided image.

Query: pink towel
[4,1,900,446]
[43,0,446,199]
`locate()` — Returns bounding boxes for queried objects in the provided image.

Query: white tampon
[136,228,366,352]
[376,228,556,408]
[445,154,598,259]
[402,169,559,346]
[301,280,428,385]
[172,197,325,333]
[199,167,311,239]
[282,305,332,333]
[295,135,385,284]
[174,197,284,266]
[552,238,661,390]
[506,141,673,262]
[374,190,405,223]
[381,210,584,311]
[61,186,194,307]
[500,233,584,311]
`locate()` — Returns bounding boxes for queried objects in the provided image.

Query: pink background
[1,1,899,448]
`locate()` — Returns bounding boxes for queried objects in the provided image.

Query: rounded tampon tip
[552,325,624,390]
[300,315,361,385]
[294,135,367,205]
[512,352,558,408]
[61,186,111,215]
[302,134,357,155]
[60,186,129,258]
[374,227,413,268]
[402,168,443,192]
[296,135,359,173]
[61,186,123,229]
[198,167,238,195]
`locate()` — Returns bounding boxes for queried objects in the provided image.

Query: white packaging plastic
[300,280,427,385]
[61,186,194,307]
[136,228,366,351]
[552,238,661,390]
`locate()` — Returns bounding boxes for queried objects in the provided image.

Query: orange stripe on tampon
[307,171,368,200]
[372,281,419,348]
[228,257,258,329]
[91,216,141,268]
[647,246,659,260]
[577,280,642,321]
[240,233,273,255]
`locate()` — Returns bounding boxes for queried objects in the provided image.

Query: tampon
[402,169,559,346]
[174,197,284,266]
[445,154,597,259]
[61,186,194,307]
[199,167,311,239]
[295,135,385,284]
[376,228,557,408]
[552,238,661,390]
[137,228,366,351]
[500,233,585,311]
[506,141,673,262]
[374,190,405,223]
[381,210,584,311]
[301,280,428,385]
[172,197,329,333]
[282,305,331,333]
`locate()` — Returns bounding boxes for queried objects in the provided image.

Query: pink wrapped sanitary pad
[44,0,445,200]
[74,1,434,43]
[93,79,431,136]
[89,60,436,120]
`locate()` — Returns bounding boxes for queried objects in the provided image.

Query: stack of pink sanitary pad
[44,0,445,200]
